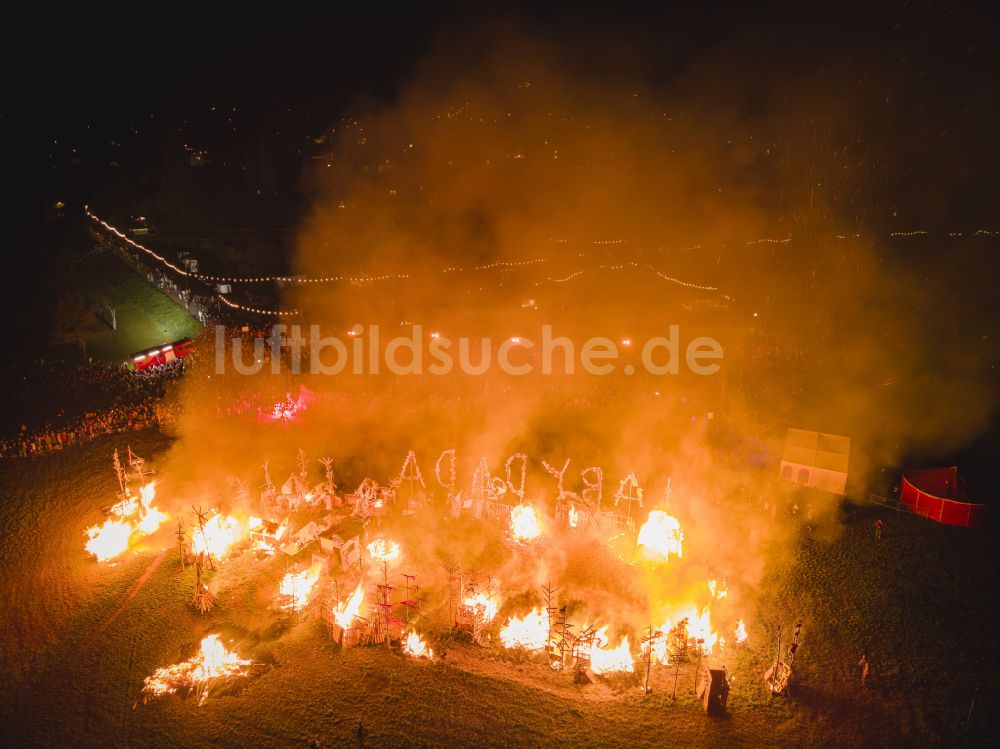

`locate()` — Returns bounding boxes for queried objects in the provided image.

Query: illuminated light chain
[87,209,409,286]
[217,293,298,317]
[473,259,549,270]
[504,453,528,500]
[546,263,717,292]
[643,264,718,291]
[87,209,996,317]
[549,270,587,283]
[86,208,193,277]
[434,449,457,492]
[947,230,998,238]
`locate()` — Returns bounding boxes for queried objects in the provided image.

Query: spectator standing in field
[873,519,883,540]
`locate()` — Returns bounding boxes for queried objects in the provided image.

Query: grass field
[70,251,201,363]
[1,432,998,748]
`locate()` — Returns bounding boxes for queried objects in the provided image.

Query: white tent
[779,428,850,495]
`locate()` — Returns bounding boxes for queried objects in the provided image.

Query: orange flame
[142,634,251,706]
[499,607,550,650]
[590,627,635,674]
[463,592,499,624]
[510,503,543,542]
[85,482,167,562]
[332,583,366,629]
[403,630,434,659]
[367,538,401,563]
[637,510,684,561]
[279,562,323,610]
[707,579,728,599]
[734,619,748,644]
[191,513,244,560]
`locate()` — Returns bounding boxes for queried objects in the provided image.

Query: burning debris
[499,608,550,651]
[402,630,434,660]
[588,627,635,675]
[279,562,324,611]
[325,582,368,646]
[141,635,251,706]
[249,516,288,556]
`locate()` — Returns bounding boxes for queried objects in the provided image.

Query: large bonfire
[85,482,168,563]
[142,634,252,706]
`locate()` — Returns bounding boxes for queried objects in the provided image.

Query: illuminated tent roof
[901,466,988,527]
[779,428,851,495]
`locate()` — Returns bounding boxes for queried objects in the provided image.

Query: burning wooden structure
[141,634,251,706]
[765,621,802,696]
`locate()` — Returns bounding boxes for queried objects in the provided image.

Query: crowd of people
[0,359,186,459]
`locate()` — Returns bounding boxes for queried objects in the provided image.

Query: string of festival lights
[216,292,299,317]
[86,208,997,317]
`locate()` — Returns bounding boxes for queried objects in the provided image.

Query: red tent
[900,466,988,527]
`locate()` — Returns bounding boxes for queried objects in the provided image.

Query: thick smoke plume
[157,28,997,630]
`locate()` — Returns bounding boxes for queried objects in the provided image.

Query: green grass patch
[70,251,201,363]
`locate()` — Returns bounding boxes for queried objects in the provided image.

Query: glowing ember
[332,583,366,628]
[734,619,748,644]
[568,504,579,528]
[279,562,323,610]
[367,538,401,563]
[85,482,167,562]
[499,607,550,650]
[142,634,251,706]
[191,513,244,560]
[637,510,684,561]
[463,592,499,624]
[402,630,434,659]
[509,502,543,542]
[589,627,635,674]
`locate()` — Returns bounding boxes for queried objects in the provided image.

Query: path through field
[82,549,169,651]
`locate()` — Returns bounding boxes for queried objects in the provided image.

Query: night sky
[4,1,1000,326]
